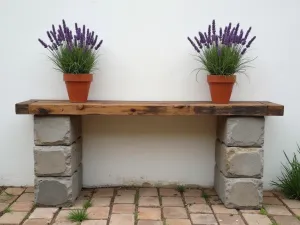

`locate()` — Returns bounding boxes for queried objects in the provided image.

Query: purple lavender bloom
[80,33,84,47]
[52,43,58,50]
[238,29,244,43]
[38,39,48,48]
[246,36,256,48]
[199,32,206,43]
[58,25,65,41]
[50,31,59,45]
[241,48,247,55]
[187,37,200,53]
[212,20,216,35]
[219,28,222,39]
[74,38,78,47]
[208,25,211,42]
[62,19,67,32]
[234,23,240,36]
[75,23,78,31]
[92,35,98,48]
[194,36,203,49]
[47,31,53,42]
[227,23,232,35]
[95,40,103,50]
[215,36,219,48]
[83,25,86,38]
[204,32,209,44]
[244,27,252,42]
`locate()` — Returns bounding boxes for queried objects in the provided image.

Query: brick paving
[0,187,300,224]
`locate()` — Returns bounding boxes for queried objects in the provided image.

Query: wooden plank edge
[15,99,38,114]
[260,101,284,116]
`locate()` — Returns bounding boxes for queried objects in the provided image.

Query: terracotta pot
[63,74,93,103]
[207,75,236,104]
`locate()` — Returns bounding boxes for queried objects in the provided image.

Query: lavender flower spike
[219,28,222,39]
[194,36,202,49]
[244,27,252,42]
[246,36,256,48]
[212,20,216,35]
[187,37,200,53]
[47,31,53,42]
[241,48,247,55]
[38,39,48,48]
[95,40,103,50]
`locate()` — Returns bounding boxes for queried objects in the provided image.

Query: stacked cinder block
[33,116,82,207]
[214,117,265,209]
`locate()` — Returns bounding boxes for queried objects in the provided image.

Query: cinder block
[35,165,82,207]
[214,167,263,209]
[217,117,265,147]
[34,140,82,176]
[34,116,81,146]
[215,141,263,178]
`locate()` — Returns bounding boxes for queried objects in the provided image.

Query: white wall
[0,0,299,189]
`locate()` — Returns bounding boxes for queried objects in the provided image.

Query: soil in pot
[207,75,236,104]
[64,74,93,103]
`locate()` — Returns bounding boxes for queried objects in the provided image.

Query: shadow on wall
[82,115,216,187]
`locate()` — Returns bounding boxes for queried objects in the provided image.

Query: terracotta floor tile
[162,197,184,207]
[10,201,33,212]
[0,211,28,225]
[91,197,111,206]
[139,197,160,207]
[263,191,274,197]
[212,205,238,214]
[184,197,206,204]
[291,208,300,216]
[25,187,35,193]
[138,221,163,225]
[163,207,187,219]
[216,214,245,225]
[140,188,158,197]
[273,215,300,225]
[17,193,34,202]
[0,203,9,212]
[264,205,292,216]
[242,214,272,225]
[159,189,180,197]
[204,188,217,196]
[117,189,136,196]
[86,207,109,219]
[23,219,50,225]
[29,208,58,220]
[0,193,18,204]
[190,214,217,225]
[188,204,212,213]
[112,204,135,214]
[183,189,202,197]
[109,214,134,225]
[55,210,71,222]
[208,196,223,205]
[81,220,107,225]
[138,207,161,220]
[114,195,134,204]
[63,199,86,209]
[4,188,25,196]
[282,199,300,209]
[165,219,192,225]
[263,196,283,205]
[94,188,114,197]
[239,209,260,214]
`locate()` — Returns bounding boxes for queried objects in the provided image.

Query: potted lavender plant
[38,20,103,103]
[187,20,256,104]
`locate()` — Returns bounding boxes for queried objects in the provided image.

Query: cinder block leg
[214,116,265,209]
[33,116,82,207]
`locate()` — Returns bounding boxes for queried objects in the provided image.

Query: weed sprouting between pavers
[68,209,88,222]
[176,185,186,193]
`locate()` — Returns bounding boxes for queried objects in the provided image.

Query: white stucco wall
[0,0,299,189]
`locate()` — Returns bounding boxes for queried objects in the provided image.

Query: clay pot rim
[207,74,236,83]
[64,73,93,82]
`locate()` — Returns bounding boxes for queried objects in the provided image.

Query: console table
[15,100,284,209]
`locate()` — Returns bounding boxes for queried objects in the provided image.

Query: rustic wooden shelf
[15,100,284,116]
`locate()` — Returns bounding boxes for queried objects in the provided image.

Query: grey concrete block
[214,167,263,209]
[34,140,82,176]
[35,165,82,207]
[34,116,82,146]
[215,141,263,178]
[217,117,265,147]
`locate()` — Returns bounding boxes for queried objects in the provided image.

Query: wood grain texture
[15,100,284,116]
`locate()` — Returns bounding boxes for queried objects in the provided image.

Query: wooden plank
[15,100,284,116]
[15,99,38,114]
[260,101,284,116]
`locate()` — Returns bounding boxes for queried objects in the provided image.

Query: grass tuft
[3,207,11,213]
[83,200,92,209]
[202,191,209,200]
[176,185,186,193]
[271,145,300,199]
[259,207,267,215]
[68,209,88,222]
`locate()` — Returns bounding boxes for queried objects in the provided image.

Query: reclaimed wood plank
[15,100,284,116]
